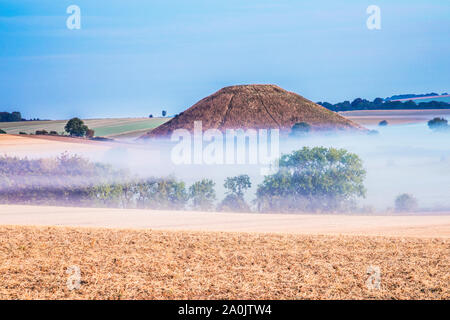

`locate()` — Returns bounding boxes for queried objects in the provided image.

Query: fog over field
[286,124,450,211]
[1,121,449,212]
[86,123,450,212]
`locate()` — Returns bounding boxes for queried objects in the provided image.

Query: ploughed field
[0,225,448,299]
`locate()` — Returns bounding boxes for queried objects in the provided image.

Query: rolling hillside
[0,118,170,139]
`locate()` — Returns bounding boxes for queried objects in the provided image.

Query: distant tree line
[317,98,450,112]
[0,111,23,122]
[386,92,447,101]
[0,147,369,213]
[0,153,189,209]
[4,117,96,138]
[0,153,242,211]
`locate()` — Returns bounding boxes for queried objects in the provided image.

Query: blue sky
[0,0,449,119]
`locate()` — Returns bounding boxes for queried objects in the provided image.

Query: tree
[218,175,251,212]
[64,117,89,137]
[134,178,188,210]
[162,110,167,117]
[149,114,153,118]
[217,194,250,212]
[373,97,384,105]
[256,147,366,213]
[403,100,417,109]
[0,111,22,122]
[290,122,311,137]
[351,98,363,107]
[188,179,216,211]
[224,175,251,198]
[0,129,6,134]
[378,120,388,126]
[317,102,334,110]
[12,112,22,121]
[428,117,448,131]
[395,193,418,212]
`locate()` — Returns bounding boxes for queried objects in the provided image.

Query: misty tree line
[0,147,369,213]
[0,153,188,209]
[317,98,450,112]
[0,111,23,122]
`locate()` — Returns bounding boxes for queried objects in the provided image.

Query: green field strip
[92,119,170,137]
[107,128,160,139]
[411,97,450,104]
[0,118,170,136]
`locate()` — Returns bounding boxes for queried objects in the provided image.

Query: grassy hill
[143,84,365,138]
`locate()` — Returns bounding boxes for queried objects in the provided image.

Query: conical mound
[142,84,365,138]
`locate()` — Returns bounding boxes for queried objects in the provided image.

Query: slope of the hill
[142,84,365,138]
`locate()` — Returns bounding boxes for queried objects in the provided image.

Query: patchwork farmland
[0,118,170,139]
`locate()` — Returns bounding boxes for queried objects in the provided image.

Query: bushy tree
[334,100,351,111]
[350,98,372,109]
[224,175,251,198]
[218,194,250,212]
[351,98,363,108]
[317,101,334,109]
[0,111,22,122]
[188,179,216,211]
[65,118,89,137]
[218,174,251,212]
[428,117,448,131]
[373,97,384,105]
[162,110,167,117]
[134,178,188,210]
[378,120,388,126]
[395,193,418,212]
[256,147,366,213]
[290,122,311,137]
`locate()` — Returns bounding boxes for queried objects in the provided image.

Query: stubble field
[0,226,448,300]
